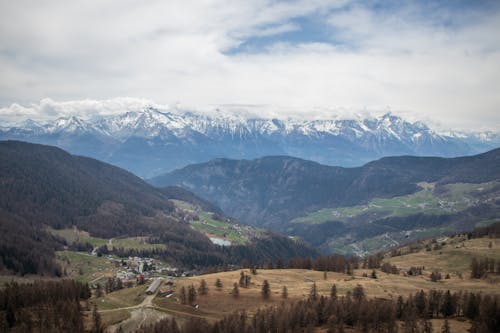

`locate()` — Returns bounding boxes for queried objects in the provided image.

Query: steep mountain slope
[0,140,176,237]
[0,141,315,275]
[1,108,498,177]
[151,149,500,254]
[151,149,500,225]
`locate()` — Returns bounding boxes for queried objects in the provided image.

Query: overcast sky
[0,0,499,131]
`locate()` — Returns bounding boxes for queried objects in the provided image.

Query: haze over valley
[1,1,499,332]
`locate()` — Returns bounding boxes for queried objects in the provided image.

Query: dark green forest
[0,141,316,275]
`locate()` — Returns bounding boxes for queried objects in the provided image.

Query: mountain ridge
[1,108,498,177]
[150,148,500,254]
[0,140,316,275]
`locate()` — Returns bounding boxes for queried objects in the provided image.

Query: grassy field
[386,236,500,274]
[326,223,461,255]
[49,227,108,247]
[49,227,167,251]
[109,237,166,251]
[161,263,500,322]
[191,211,249,245]
[151,267,497,331]
[144,235,500,332]
[56,251,120,283]
[171,199,262,245]
[97,284,147,310]
[293,181,498,224]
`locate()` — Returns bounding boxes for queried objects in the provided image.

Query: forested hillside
[0,141,315,276]
[151,148,500,254]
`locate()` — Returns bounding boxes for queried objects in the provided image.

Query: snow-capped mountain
[1,107,498,178]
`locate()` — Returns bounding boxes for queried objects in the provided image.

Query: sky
[0,0,499,131]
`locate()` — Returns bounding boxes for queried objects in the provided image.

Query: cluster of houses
[114,256,180,284]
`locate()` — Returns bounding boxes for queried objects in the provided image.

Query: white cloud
[0,1,499,131]
[0,98,158,124]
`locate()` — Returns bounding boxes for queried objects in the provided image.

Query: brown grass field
[146,236,500,332]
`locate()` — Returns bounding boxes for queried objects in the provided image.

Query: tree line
[134,285,500,333]
[0,280,91,332]
[0,210,63,276]
[102,232,316,270]
[470,256,500,278]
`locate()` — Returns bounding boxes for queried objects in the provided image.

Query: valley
[293,182,497,224]
[74,232,500,332]
[153,149,500,256]
[16,229,495,332]
[0,141,499,332]
[291,181,500,254]
[2,2,499,332]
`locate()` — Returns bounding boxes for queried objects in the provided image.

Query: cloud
[0,97,160,124]
[0,1,499,131]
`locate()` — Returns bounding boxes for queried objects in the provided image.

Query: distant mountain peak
[1,108,498,178]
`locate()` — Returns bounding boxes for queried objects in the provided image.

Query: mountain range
[1,107,498,178]
[0,141,315,275]
[151,149,500,255]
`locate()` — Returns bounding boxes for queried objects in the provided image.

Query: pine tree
[415,290,427,317]
[262,280,271,299]
[281,286,288,299]
[215,278,223,289]
[441,290,455,317]
[95,284,103,298]
[309,282,318,301]
[330,284,337,300]
[198,279,208,295]
[91,304,103,333]
[116,278,123,290]
[232,283,239,298]
[239,271,245,287]
[353,284,365,302]
[431,271,442,282]
[188,285,197,304]
[244,275,251,287]
[180,286,187,304]
[371,270,377,279]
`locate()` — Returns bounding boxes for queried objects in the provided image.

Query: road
[102,278,214,332]
[103,279,172,333]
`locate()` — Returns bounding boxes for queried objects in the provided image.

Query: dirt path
[99,286,159,313]
[106,308,171,333]
[103,279,169,333]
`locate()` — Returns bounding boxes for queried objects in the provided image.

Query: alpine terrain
[0,141,315,276]
[1,107,498,178]
[151,149,500,255]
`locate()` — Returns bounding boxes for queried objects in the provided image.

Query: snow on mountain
[0,106,455,141]
[1,107,498,178]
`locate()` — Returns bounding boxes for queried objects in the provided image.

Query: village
[86,254,191,295]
